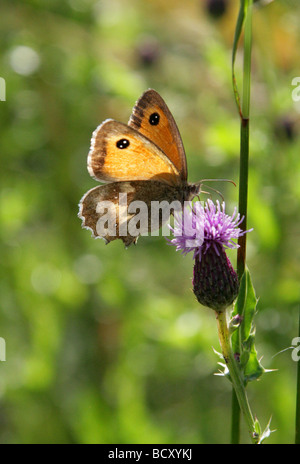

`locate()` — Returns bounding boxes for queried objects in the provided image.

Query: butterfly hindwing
[79,180,184,246]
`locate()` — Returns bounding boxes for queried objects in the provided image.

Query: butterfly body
[79,89,201,246]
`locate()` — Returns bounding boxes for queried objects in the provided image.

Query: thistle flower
[168,200,251,311]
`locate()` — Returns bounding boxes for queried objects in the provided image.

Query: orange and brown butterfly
[78,89,202,246]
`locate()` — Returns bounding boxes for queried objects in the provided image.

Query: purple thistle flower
[168,199,252,311]
[167,202,205,257]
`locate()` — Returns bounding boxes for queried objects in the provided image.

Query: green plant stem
[237,0,252,278]
[216,310,258,444]
[231,390,241,444]
[295,306,300,444]
[232,0,253,443]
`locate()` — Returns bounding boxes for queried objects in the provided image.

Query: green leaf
[241,271,258,342]
[231,267,265,384]
[232,268,258,345]
[254,417,261,435]
[228,314,242,335]
[239,350,250,369]
[232,0,246,116]
[231,267,248,355]
[243,335,264,384]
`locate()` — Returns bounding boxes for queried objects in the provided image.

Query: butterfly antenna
[200,178,237,187]
[196,179,236,202]
[196,189,212,201]
[203,185,225,202]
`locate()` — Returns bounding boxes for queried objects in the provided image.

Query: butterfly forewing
[88,119,181,186]
[129,89,188,181]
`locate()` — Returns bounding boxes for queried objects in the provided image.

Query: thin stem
[237,118,249,278]
[231,390,241,444]
[242,0,253,119]
[295,306,300,444]
[237,0,252,278]
[216,310,258,444]
[232,0,253,443]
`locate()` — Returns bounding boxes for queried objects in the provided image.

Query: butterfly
[79,89,202,246]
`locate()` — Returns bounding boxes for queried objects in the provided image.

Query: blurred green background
[1,0,300,444]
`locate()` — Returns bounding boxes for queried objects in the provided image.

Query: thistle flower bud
[193,244,239,311]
